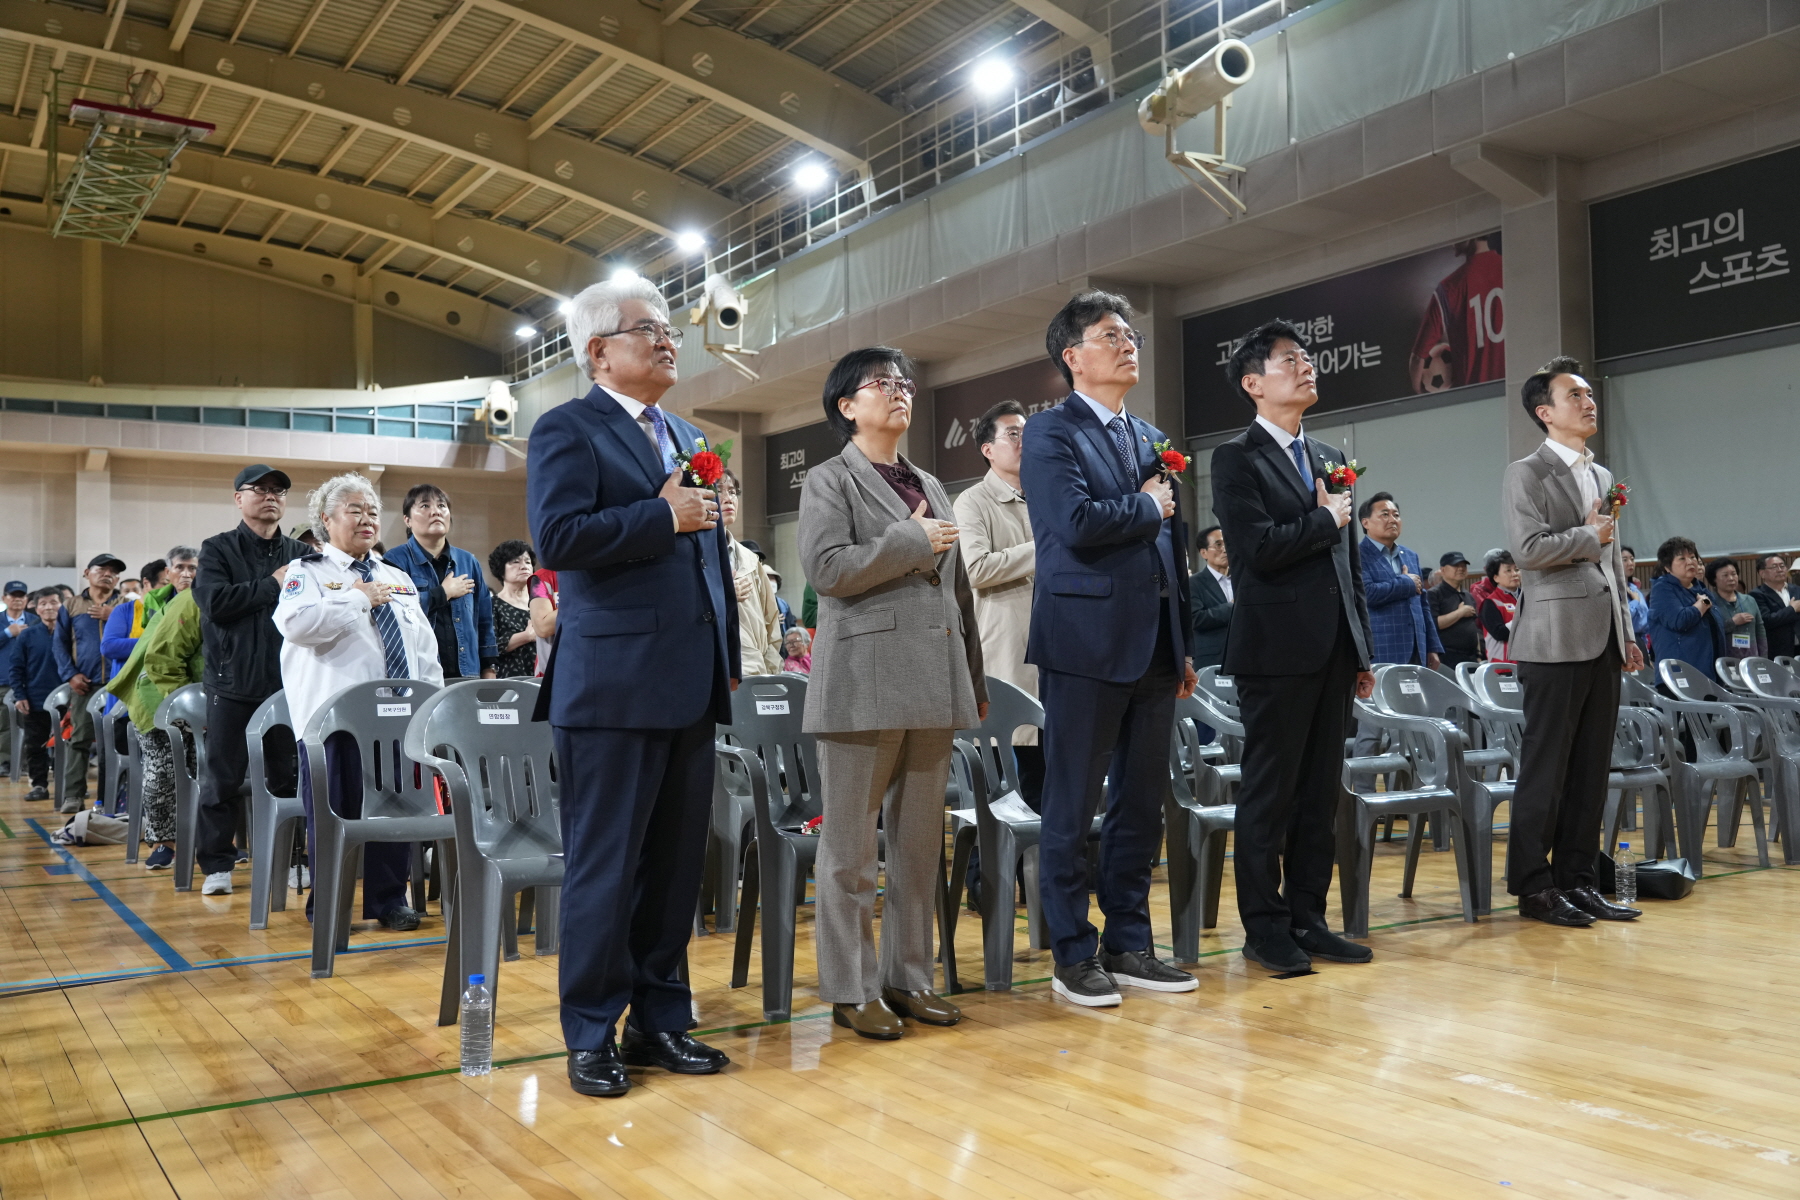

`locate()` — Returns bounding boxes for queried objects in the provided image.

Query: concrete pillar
[733,413,771,555]
[75,450,111,572]
[353,274,375,389]
[81,240,103,383]
[1498,158,1594,460]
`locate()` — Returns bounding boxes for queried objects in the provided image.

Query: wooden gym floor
[0,774,1796,1200]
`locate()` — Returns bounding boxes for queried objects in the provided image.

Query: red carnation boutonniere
[674,437,725,489]
[1152,439,1189,483]
[1604,479,1629,518]
[1322,459,1364,495]
[800,815,822,835]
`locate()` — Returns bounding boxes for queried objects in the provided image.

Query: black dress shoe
[1292,926,1373,963]
[1518,887,1596,927]
[569,1042,631,1097]
[1566,885,1641,921]
[1242,931,1311,973]
[620,1027,729,1074]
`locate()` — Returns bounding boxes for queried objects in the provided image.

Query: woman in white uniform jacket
[275,472,443,930]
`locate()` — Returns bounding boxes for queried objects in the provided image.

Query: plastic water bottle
[1615,841,1637,906]
[460,974,493,1076]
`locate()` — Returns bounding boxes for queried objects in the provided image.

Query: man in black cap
[1429,550,1480,668]
[0,579,31,778]
[191,465,309,895]
[53,553,125,810]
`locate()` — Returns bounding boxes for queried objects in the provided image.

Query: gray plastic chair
[44,683,74,808]
[87,690,115,812]
[701,674,793,935]
[1732,657,1800,865]
[245,691,306,931]
[1602,706,1676,861]
[1715,657,1751,694]
[1338,699,1478,937]
[121,723,147,862]
[723,676,821,1020]
[1164,695,1235,962]
[1374,664,1514,858]
[153,684,207,891]
[5,688,23,778]
[302,678,445,978]
[404,679,560,1027]
[1655,659,1769,874]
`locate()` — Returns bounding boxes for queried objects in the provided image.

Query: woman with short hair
[488,539,538,678]
[798,346,987,1041]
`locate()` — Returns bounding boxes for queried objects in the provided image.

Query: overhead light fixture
[971,59,1014,96]
[557,300,575,316]
[515,325,538,339]
[793,162,829,192]
[675,230,706,253]
[609,266,638,283]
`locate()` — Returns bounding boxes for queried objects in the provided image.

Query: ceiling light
[972,59,1014,96]
[609,266,638,283]
[557,300,575,316]
[793,162,829,192]
[515,325,538,339]
[675,230,705,253]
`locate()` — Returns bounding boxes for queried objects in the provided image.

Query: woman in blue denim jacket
[381,484,499,678]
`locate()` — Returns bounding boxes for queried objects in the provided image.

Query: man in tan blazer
[1501,356,1644,928]
[953,400,1042,801]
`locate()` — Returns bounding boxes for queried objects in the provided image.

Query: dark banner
[764,421,842,517]
[1182,235,1504,437]
[933,358,1068,486]
[1591,145,1799,360]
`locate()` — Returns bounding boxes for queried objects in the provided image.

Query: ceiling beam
[824,0,947,73]
[526,54,623,141]
[733,1,778,34]
[166,0,205,51]
[342,0,404,72]
[633,98,708,159]
[592,78,669,145]
[394,0,470,87]
[866,4,1013,92]
[670,114,752,174]
[316,121,361,175]
[431,163,497,219]
[286,0,330,58]
[782,1,852,52]
[660,0,701,25]
[496,39,572,112]
[445,14,517,96]
[358,237,407,274]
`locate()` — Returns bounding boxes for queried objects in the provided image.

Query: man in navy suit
[1211,319,1376,974]
[1020,290,1198,1008]
[527,276,740,1097]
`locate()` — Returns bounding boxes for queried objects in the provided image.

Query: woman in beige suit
[798,346,988,1040]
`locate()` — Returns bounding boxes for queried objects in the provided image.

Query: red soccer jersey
[1410,249,1505,390]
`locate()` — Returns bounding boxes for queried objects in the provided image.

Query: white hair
[308,472,380,542]
[566,275,670,378]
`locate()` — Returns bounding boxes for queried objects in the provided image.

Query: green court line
[0,815,14,838]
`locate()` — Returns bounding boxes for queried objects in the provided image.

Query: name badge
[755,699,789,715]
[377,702,413,717]
[1732,632,1752,650]
[478,708,519,724]
[1675,679,1690,689]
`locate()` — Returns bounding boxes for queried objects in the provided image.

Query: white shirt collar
[1542,437,1594,469]
[1208,564,1229,584]
[600,385,656,420]
[1255,414,1304,449]
[1075,390,1127,428]
[319,542,374,569]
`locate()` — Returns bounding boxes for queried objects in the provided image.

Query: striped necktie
[349,557,410,680]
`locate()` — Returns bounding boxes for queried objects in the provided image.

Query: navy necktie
[1289,438,1314,491]
[350,558,411,680]
[1107,415,1137,485]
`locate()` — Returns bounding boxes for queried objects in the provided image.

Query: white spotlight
[609,266,638,283]
[793,162,829,192]
[515,325,538,339]
[971,59,1014,96]
[557,300,575,316]
[675,230,706,253]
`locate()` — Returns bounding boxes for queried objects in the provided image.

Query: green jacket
[104,588,206,732]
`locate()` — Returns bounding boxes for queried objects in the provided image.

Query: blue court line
[27,819,191,971]
[0,936,449,996]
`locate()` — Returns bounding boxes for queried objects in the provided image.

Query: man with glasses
[192,464,309,895]
[1751,553,1800,659]
[1020,290,1199,1008]
[528,276,739,1097]
[1213,320,1377,973]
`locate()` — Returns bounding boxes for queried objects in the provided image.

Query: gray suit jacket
[1501,443,1631,663]
[797,441,986,734]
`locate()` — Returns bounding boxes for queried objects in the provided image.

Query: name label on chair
[1676,679,1689,688]
[1399,681,1422,694]
[755,699,790,715]
[378,703,413,716]
[1498,681,1519,692]
[1758,672,1773,683]
[478,709,519,724]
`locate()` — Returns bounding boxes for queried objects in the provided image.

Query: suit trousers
[813,727,952,1003]
[1510,633,1623,895]
[1038,610,1179,966]
[299,732,411,920]
[552,715,714,1050]
[196,691,298,875]
[1232,620,1359,942]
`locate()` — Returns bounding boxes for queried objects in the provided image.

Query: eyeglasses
[1079,328,1145,352]
[992,428,1023,444]
[238,485,288,498]
[598,322,684,347]
[859,376,916,400]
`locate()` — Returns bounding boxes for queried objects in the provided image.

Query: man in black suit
[1751,554,1800,658]
[1188,525,1232,671]
[1211,320,1376,973]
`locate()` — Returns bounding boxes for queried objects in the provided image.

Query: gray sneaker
[1100,947,1198,992]
[1051,956,1122,1007]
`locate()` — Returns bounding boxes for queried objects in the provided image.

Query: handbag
[1595,851,1697,900]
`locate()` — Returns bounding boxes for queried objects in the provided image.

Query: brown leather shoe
[880,987,963,1026]
[832,1000,903,1040]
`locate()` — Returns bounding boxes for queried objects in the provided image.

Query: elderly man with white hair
[527,274,739,1098]
[275,472,443,932]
